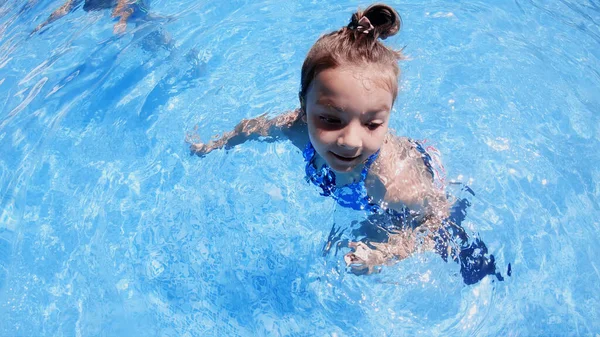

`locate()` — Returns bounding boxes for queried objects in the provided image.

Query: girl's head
[300,4,403,172]
[300,4,403,106]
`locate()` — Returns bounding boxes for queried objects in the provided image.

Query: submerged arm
[344,197,447,275]
[346,194,502,284]
[32,0,80,33]
[112,0,135,34]
[188,109,304,156]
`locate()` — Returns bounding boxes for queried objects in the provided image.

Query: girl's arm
[344,192,448,275]
[187,109,305,156]
[345,193,503,284]
[32,0,79,33]
[344,226,437,275]
[348,138,502,283]
[112,0,135,34]
[345,136,450,273]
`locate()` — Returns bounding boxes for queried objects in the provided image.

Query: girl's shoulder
[374,133,432,178]
[367,133,437,211]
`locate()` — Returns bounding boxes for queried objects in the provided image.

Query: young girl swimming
[189,4,503,284]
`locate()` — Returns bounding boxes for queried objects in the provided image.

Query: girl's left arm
[344,189,449,275]
[346,188,502,284]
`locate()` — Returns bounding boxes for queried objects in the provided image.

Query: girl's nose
[337,123,362,149]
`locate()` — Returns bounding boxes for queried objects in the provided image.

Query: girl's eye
[366,122,383,130]
[319,116,341,124]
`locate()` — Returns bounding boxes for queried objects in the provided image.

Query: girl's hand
[190,143,209,155]
[186,132,217,156]
[113,21,128,34]
[344,241,387,275]
[189,140,221,157]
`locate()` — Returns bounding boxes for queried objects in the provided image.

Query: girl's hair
[300,4,403,109]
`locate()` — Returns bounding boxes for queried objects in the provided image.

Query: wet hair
[299,3,403,110]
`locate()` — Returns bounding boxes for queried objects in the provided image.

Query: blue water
[1,0,599,335]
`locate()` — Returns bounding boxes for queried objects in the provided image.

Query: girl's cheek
[309,123,327,138]
[315,128,330,138]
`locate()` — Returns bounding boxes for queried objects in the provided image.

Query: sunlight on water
[0,0,599,335]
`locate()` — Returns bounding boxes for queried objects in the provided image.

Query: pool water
[1,0,599,335]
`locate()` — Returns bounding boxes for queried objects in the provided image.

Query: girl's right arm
[187,109,306,155]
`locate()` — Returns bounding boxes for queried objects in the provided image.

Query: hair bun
[350,3,401,40]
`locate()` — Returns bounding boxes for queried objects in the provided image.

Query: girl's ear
[299,92,307,122]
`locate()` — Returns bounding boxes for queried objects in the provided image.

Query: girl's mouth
[330,152,360,162]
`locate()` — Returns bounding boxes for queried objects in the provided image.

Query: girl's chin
[328,164,357,173]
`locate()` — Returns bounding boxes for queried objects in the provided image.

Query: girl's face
[304,65,394,173]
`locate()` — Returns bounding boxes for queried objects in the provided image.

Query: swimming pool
[1,0,599,335]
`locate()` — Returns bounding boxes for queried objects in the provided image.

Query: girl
[189,4,502,283]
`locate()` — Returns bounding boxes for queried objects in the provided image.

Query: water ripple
[0,0,599,335]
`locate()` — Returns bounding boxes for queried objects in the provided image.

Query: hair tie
[356,16,374,34]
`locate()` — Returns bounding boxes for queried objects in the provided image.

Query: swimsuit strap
[409,139,434,179]
[361,149,380,180]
